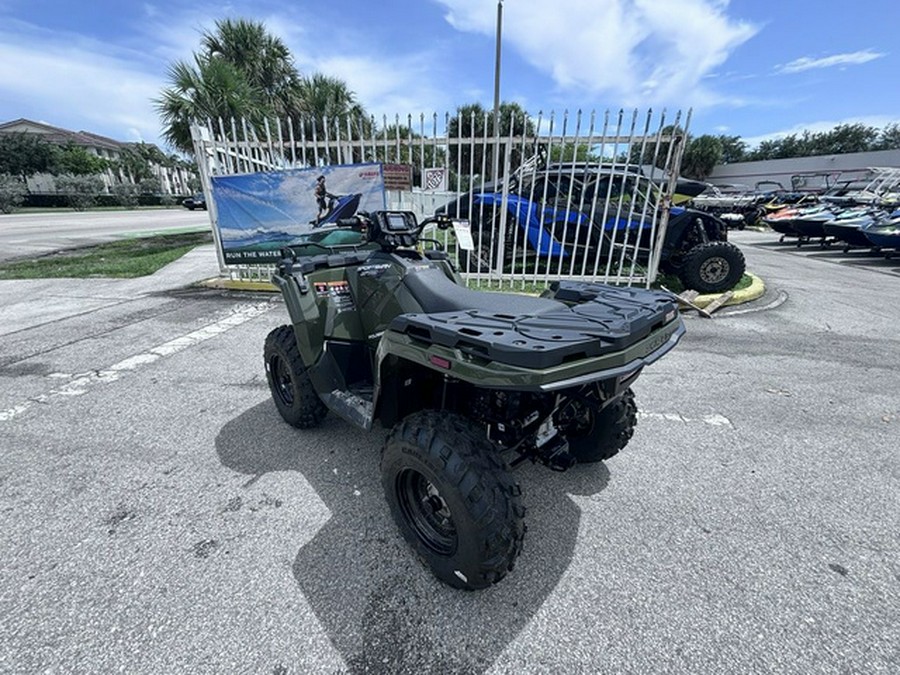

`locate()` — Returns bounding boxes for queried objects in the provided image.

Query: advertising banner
[210,163,385,264]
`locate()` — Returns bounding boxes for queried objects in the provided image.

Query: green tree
[138,177,162,194]
[54,143,110,176]
[295,73,369,162]
[680,135,723,180]
[0,174,27,213]
[549,142,601,163]
[814,123,878,155]
[113,146,154,183]
[374,123,447,185]
[56,174,104,211]
[717,135,747,164]
[111,182,139,207]
[630,124,687,170]
[200,18,302,118]
[0,133,58,181]
[156,53,274,154]
[157,19,368,159]
[447,102,534,179]
[874,123,900,151]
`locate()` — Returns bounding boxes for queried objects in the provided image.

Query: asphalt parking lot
[0,230,898,673]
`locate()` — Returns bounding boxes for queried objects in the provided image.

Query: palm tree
[200,18,302,117]
[155,54,274,154]
[295,74,369,162]
[447,102,534,178]
[156,18,369,160]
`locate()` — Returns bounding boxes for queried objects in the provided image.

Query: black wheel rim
[270,355,294,407]
[395,468,457,556]
[699,256,729,284]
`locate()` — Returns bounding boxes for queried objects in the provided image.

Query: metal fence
[190,108,689,288]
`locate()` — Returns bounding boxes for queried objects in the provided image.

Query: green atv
[265,211,685,590]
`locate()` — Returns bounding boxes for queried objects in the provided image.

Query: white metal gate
[190,108,689,288]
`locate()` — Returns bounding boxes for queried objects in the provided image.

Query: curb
[689,272,765,309]
[196,277,278,292]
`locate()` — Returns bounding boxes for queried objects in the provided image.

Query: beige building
[0,118,195,195]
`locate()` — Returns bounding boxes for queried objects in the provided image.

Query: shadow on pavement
[216,401,610,674]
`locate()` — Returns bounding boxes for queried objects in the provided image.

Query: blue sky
[1,0,898,153]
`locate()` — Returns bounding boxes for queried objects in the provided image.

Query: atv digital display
[385,213,411,232]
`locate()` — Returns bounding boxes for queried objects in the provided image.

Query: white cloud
[741,115,900,149]
[0,21,166,143]
[435,0,758,107]
[301,54,457,120]
[777,49,885,74]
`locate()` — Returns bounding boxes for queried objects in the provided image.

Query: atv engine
[466,389,574,470]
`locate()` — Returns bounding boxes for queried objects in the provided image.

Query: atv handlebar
[310,211,467,254]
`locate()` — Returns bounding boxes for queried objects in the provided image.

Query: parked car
[182,193,206,210]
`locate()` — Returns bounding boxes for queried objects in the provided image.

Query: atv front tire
[264,325,327,428]
[381,411,525,590]
[557,388,637,463]
[679,241,745,294]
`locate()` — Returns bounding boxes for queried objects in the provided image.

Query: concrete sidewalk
[0,245,221,337]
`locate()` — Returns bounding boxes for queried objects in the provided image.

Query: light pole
[492,0,503,181]
[492,0,503,134]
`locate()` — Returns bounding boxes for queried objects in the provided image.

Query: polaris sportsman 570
[265,210,685,589]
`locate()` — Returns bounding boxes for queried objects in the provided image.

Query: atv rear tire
[557,388,637,463]
[381,411,525,590]
[264,325,327,428]
[679,241,745,294]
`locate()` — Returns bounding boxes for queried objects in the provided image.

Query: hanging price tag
[452,220,475,251]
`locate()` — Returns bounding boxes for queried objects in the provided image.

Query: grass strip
[0,232,212,279]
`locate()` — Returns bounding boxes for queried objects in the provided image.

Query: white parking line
[0,301,273,423]
[638,411,734,428]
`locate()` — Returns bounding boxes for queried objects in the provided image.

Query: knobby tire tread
[264,325,327,429]
[382,410,525,590]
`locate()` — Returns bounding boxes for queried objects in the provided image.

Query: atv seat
[402,267,565,315]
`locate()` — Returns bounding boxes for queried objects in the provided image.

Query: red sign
[382,163,412,191]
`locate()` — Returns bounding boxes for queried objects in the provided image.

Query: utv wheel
[264,325,327,428]
[381,411,525,590]
[556,388,637,463]
[679,241,746,294]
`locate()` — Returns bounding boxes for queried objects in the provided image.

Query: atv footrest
[320,389,374,429]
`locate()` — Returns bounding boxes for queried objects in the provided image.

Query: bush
[55,174,104,211]
[0,173,26,213]
[111,183,140,207]
[21,190,184,209]
[138,177,162,194]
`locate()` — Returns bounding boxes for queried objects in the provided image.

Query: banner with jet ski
[210,163,386,264]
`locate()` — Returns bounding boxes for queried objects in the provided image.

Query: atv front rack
[389,283,678,370]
